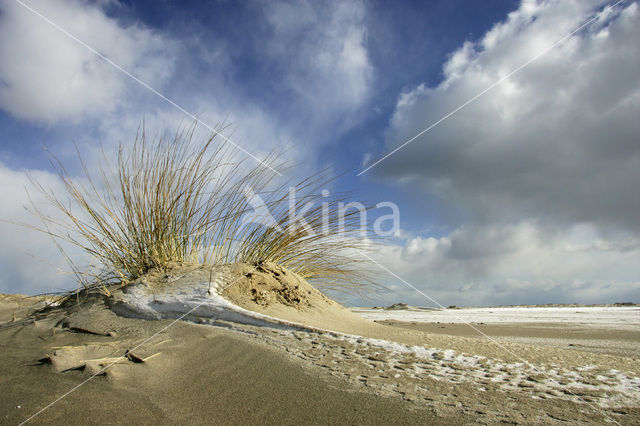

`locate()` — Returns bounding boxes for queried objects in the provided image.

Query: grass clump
[26,124,376,295]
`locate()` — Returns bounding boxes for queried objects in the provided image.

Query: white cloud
[263,0,373,125]
[0,0,174,124]
[369,221,640,307]
[380,0,640,230]
[370,0,640,304]
[0,162,81,294]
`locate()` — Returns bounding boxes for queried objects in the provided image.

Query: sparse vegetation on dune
[25,124,377,295]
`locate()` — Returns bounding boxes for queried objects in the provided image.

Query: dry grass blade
[24,123,379,295]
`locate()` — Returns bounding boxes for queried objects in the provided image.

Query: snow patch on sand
[112,279,640,408]
[310,332,640,408]
[111,277,304,331]
[353,306,640,330]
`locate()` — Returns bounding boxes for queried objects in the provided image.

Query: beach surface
[1,266,639,424]
[354,306,640,358]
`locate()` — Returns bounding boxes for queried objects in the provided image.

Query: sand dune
[1,265,639,424]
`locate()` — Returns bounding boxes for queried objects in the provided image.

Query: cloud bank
[0,0,174,124]
[369,0,640,306]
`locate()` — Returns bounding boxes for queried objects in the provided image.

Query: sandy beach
[1,265,639,425]
[355,306,640,358]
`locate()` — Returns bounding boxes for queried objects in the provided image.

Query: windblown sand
[1,265,638,424]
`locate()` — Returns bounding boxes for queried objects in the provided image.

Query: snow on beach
[111,276,640,409]
[352,306,640,330]
[111,269,310,331]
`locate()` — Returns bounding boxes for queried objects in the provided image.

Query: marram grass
[25,125,377,296]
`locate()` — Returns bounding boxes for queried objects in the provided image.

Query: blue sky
[0,0,638,307]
